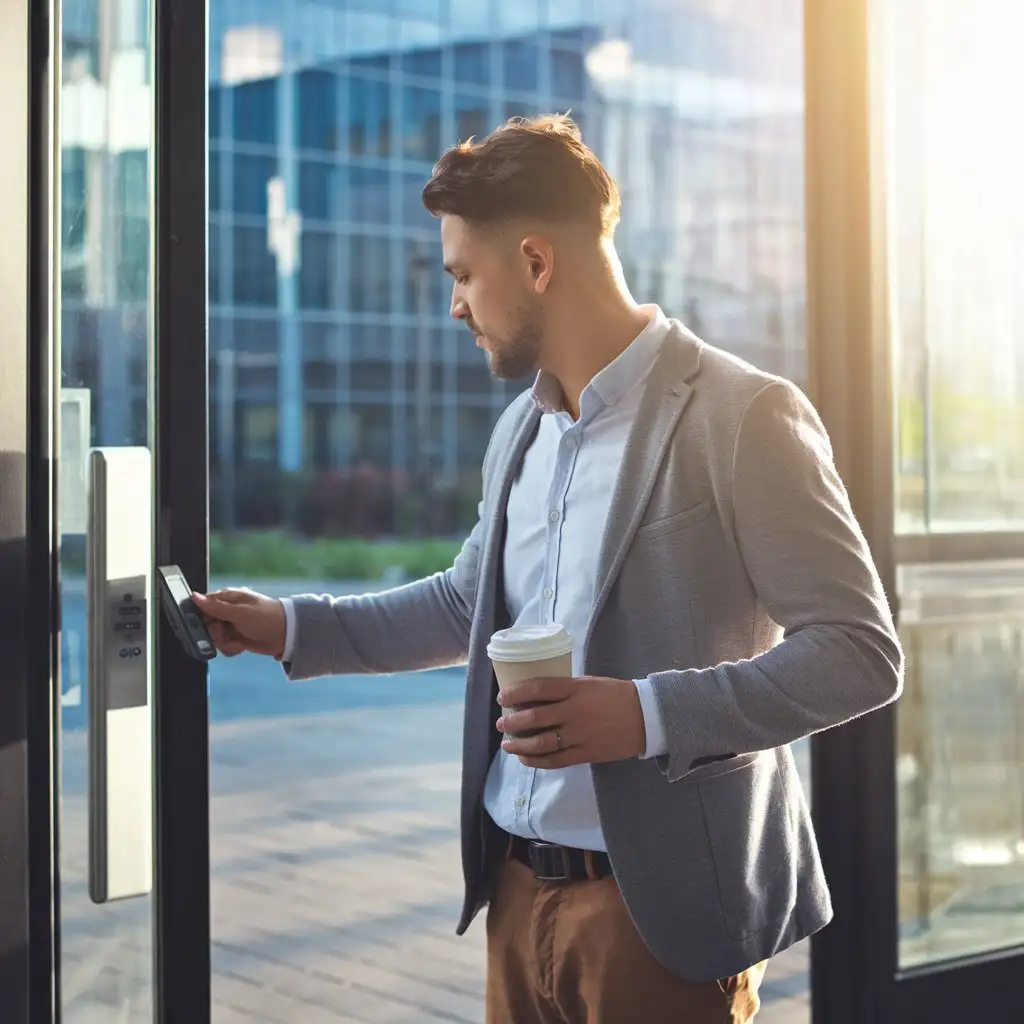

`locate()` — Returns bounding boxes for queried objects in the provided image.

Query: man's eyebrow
[442,263,457,277]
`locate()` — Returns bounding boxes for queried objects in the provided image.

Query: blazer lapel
[585,326,702,652]
[465,398,540,771]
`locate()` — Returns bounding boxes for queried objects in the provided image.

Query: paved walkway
[58,697,809,1023]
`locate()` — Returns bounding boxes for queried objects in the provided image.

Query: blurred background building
[61,0,807,536]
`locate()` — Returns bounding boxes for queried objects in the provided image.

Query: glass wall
[202,1,810,1019]
[885,0,1024,969]
[58,0,155,1019]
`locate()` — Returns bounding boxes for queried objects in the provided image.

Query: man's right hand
[191,589,287,660]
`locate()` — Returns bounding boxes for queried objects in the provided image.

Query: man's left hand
[497,675,647,768]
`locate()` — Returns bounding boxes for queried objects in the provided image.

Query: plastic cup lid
[486,623,574,663]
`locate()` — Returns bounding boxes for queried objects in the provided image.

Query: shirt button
[549,510,561,522]
[566,436,579,450]
[514,796,526,808]
[542,587,554,600]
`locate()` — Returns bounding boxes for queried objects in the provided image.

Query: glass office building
[66,0,807,536]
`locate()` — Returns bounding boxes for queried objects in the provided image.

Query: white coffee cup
[487,624,574,738]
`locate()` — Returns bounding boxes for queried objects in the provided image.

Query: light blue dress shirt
[483,307,671,852]
[281,307,671,852]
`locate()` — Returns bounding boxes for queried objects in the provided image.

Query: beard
[479,302,544,381]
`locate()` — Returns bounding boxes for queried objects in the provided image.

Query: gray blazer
[286,322,903,980]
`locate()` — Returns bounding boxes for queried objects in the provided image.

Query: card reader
[157,564,217,661]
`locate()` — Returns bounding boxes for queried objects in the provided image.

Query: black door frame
[805,2,1024,1020]
[153,0,212,1017]
[0,0,57,1018]
[0,0,212,1020]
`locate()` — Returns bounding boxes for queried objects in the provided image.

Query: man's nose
[450,292,468,322]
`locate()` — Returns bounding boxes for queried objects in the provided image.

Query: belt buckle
[529,841,572,882]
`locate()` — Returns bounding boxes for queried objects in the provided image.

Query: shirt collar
[531,305,670,416]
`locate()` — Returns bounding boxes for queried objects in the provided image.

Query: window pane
[209,221,222,303]
[401,46,443,79]
[210,148,223,212]
[455,93,490,143]
[885,0,1024,972]
[296,68,338,151]
[232,224,277,306]
[348,76,392,157]
[403,86,443,163]
[298,160,335,221]
[454,41,492,86]
[402,169,434,228]
[299,230,339,310]
[210,84,222,139]
[350,165,391,224]
[502,39,540,92]
[348,234,391,313]
[239,402,278,464]
[897,562,1024,967]
[551,47,586,99]
[889,0,1024,532]
[233,77,278,145]
[233,153,275,216]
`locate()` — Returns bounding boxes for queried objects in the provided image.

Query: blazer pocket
[636,499,712,541]
[698,754,798,940]
[688,750,760,781]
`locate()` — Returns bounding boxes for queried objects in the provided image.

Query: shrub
[209,531,462,581]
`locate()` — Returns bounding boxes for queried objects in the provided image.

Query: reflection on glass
[897,563,1024,967]
[59,0,154,1020]
[887,0,1024,532]
[198,1,811,1019]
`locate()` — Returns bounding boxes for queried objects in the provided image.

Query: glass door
[55,0,210,1019]
[808,1,1024,1019]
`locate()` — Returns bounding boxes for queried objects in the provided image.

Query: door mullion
[153,1,212,1021]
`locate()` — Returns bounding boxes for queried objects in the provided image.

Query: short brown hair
[421,114,620,237]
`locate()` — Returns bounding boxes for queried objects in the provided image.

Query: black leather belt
[508,834,614,882]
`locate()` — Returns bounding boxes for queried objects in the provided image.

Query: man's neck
[547,302,653,420]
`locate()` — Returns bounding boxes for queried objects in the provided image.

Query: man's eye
[456,275,469,286]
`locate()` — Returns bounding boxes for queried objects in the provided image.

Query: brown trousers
[486,857,767,1024]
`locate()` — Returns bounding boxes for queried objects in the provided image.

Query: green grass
[209,531,462,581]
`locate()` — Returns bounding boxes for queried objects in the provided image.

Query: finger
[497,702,566,736]
[192,590,254,621]
[206,621,246,655]
[206,619,242,644]
[498,675,577,707]
[198,588,258,606]
[501,729,574,758]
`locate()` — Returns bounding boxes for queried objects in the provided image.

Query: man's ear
[521,236,554,293]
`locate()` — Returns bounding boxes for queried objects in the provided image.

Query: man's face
[441,215,545,381]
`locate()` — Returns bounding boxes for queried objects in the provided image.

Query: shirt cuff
[633,677,670,759]
[279,598,296,663]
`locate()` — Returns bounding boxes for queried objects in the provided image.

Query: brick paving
[207,702,809,1023]
[57,700,809,1022]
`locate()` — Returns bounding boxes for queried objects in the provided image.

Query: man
[194,115,903,1023]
